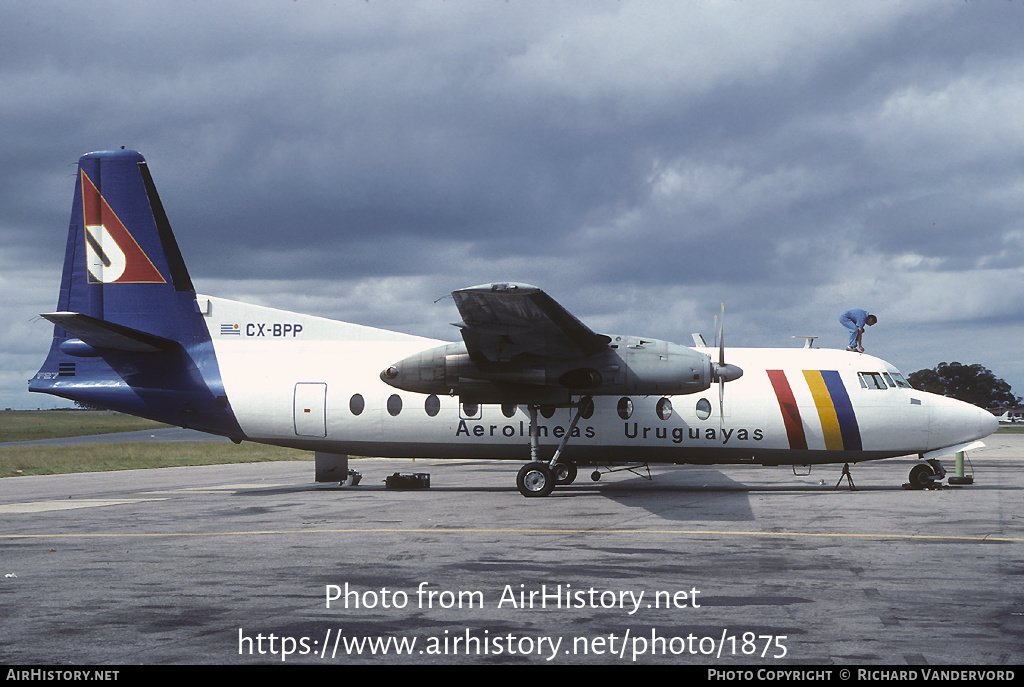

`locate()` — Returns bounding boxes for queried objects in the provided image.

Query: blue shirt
[840,308,870,328]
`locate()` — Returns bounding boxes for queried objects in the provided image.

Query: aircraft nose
[929,396,998,448]
[979,404,999,437]
[962,400,999,438]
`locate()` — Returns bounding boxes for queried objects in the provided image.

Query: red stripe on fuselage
[766,369,807,450]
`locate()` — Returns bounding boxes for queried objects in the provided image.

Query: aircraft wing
[452,283,611,363]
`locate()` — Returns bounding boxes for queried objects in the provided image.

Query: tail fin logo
[81,170,166,284]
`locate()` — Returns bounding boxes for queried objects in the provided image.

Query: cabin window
[501,403,517,418]
[656,397,673,420]
[695,398,712,420]
[617,397,633,420]
[387,394,403,416]
[540,405,556,419]
[462,402,480,418]
[425,394,440,417]
[858,372,887,389]
[349,393,364,416]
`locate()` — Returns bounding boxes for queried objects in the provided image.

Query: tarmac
[0,432,1021,665]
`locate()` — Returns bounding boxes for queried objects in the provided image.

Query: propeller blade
[718,303,726,367]
[711,303,743,426]
[719,376,726,429]
[718,303,726,426]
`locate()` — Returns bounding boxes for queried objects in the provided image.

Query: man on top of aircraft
[840,308,877,352]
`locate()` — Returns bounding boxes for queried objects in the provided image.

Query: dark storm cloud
[4,1,1024,408]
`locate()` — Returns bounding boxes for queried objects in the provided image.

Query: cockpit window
[890,372,911,388]
[858,372,888,389]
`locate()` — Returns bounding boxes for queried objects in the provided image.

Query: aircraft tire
[908,463,935,490]
[591,470,601,481]
[553,462,577,485]
[517,462,555,497]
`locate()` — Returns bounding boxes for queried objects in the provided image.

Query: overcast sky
[3,0,1024,410]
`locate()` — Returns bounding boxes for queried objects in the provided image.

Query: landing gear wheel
[591,470,601,482]
[517,462,555,497]
[553,462,578,485]
[908,463,935,490]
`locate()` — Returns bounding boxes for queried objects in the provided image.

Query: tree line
[907,362,1020,409]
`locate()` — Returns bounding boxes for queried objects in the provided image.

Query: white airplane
[30,150,998,497]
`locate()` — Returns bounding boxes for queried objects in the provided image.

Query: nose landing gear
[905,458,947,490]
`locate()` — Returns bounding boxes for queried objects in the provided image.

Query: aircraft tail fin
[52,149,194,324]
[30,149,242,438]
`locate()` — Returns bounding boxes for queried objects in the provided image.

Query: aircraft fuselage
[39,294,988,468]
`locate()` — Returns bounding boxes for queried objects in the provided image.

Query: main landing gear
[515,397,589,497]
[515,461,578,497]
[552,461,578,485]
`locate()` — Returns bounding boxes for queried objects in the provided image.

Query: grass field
[0,441,309,478]
[0,410,310,478]
[0,410,170,443]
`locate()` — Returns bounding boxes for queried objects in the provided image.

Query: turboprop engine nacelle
[380,337,717,404]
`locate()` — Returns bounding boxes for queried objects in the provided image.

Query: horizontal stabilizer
[41,312,178,353]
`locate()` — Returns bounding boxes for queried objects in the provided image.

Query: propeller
[710,303,743,425]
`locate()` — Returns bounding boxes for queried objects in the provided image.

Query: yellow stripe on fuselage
[802,370,844,450]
